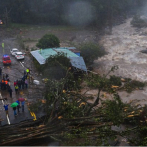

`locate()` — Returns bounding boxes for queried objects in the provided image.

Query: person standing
[26,68,29,76]
[25,79,28,89]
[15,85,19,94]
[4,80,8,89]
[21,101,25,112]
[16,100,20,113]
[8,87,13,98]
[14,80,17,86]
[4,104,9,116]
[17,80,21,90]
[6,74,9,80]
[21,79,25,89]
[13,107,17,116]
[8,79,10,87]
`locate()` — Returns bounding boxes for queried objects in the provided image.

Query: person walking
[13,107,17,116]
[15,85,19,94]
[16,100,20,113]
[21,101,25,112]
[8,86,13,98]
[4,104,9,116]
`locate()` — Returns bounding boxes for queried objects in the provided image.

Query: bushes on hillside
[79,42,106,66]
[36,34,60,49]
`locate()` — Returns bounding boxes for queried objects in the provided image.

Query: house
[30,47,87,72]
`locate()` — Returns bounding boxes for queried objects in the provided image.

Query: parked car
[2,54,11,65]
[10,48,19,56]
[15,52,24,60]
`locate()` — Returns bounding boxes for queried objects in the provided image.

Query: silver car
[10,48,19,56]
[15,52,24,60]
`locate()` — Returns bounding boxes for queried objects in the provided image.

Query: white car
[10,48,19,55]
[15,52,24,60]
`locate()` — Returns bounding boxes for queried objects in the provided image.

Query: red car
[3,55,11,65]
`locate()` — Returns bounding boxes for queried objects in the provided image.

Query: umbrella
[18,98,25,102]
[11,102,18,108]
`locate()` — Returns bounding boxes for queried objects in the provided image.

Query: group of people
[3,100,25,117]
[0,67,31,119]
[0,68,31,98]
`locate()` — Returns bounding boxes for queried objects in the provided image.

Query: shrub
[79,42,106,66]
[109,75,122,86]
[36,34,60,49]
[123,80,145,93]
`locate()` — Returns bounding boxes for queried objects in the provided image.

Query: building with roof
[30,47,87,72]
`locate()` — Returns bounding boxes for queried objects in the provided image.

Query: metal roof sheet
[30,48,87,72]
[31,50,46,64]
[54,49,78,57]
[69,57,87,72]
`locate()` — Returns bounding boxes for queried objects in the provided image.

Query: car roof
[3,54,10,57]
[16,52,23,54]
[12,48,18,50]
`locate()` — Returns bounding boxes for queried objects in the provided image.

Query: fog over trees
[0,0,146,27]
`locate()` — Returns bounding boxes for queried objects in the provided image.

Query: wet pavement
[0,37,43,126]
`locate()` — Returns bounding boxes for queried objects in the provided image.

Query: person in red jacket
[14,81,17,86]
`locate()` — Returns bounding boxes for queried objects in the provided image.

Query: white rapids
[95,18,147,82]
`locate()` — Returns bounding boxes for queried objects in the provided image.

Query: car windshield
[13,50,18,52]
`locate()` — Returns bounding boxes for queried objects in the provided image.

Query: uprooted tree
[0,55,147,146]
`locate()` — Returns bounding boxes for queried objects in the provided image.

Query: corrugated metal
[31,48,87,72]
[31,50,45,64]
[39,49,57,58]
[54,49,78,57]
[69,57,87,72]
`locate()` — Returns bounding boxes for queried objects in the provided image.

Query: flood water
[95,18,147,82]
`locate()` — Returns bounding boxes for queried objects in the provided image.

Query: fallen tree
[1,58,147,146]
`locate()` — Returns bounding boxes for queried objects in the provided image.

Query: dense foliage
[0,0,146,28]
[43,53,71,80]
[36,34,60,49]
[79,42,106,65]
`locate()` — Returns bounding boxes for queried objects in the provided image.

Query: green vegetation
[1,64,147,146]
[36,34,60,49]
[79,42,106,65]
[123,80,146,93]
[0,0,146,28]
[43,53,71,80]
